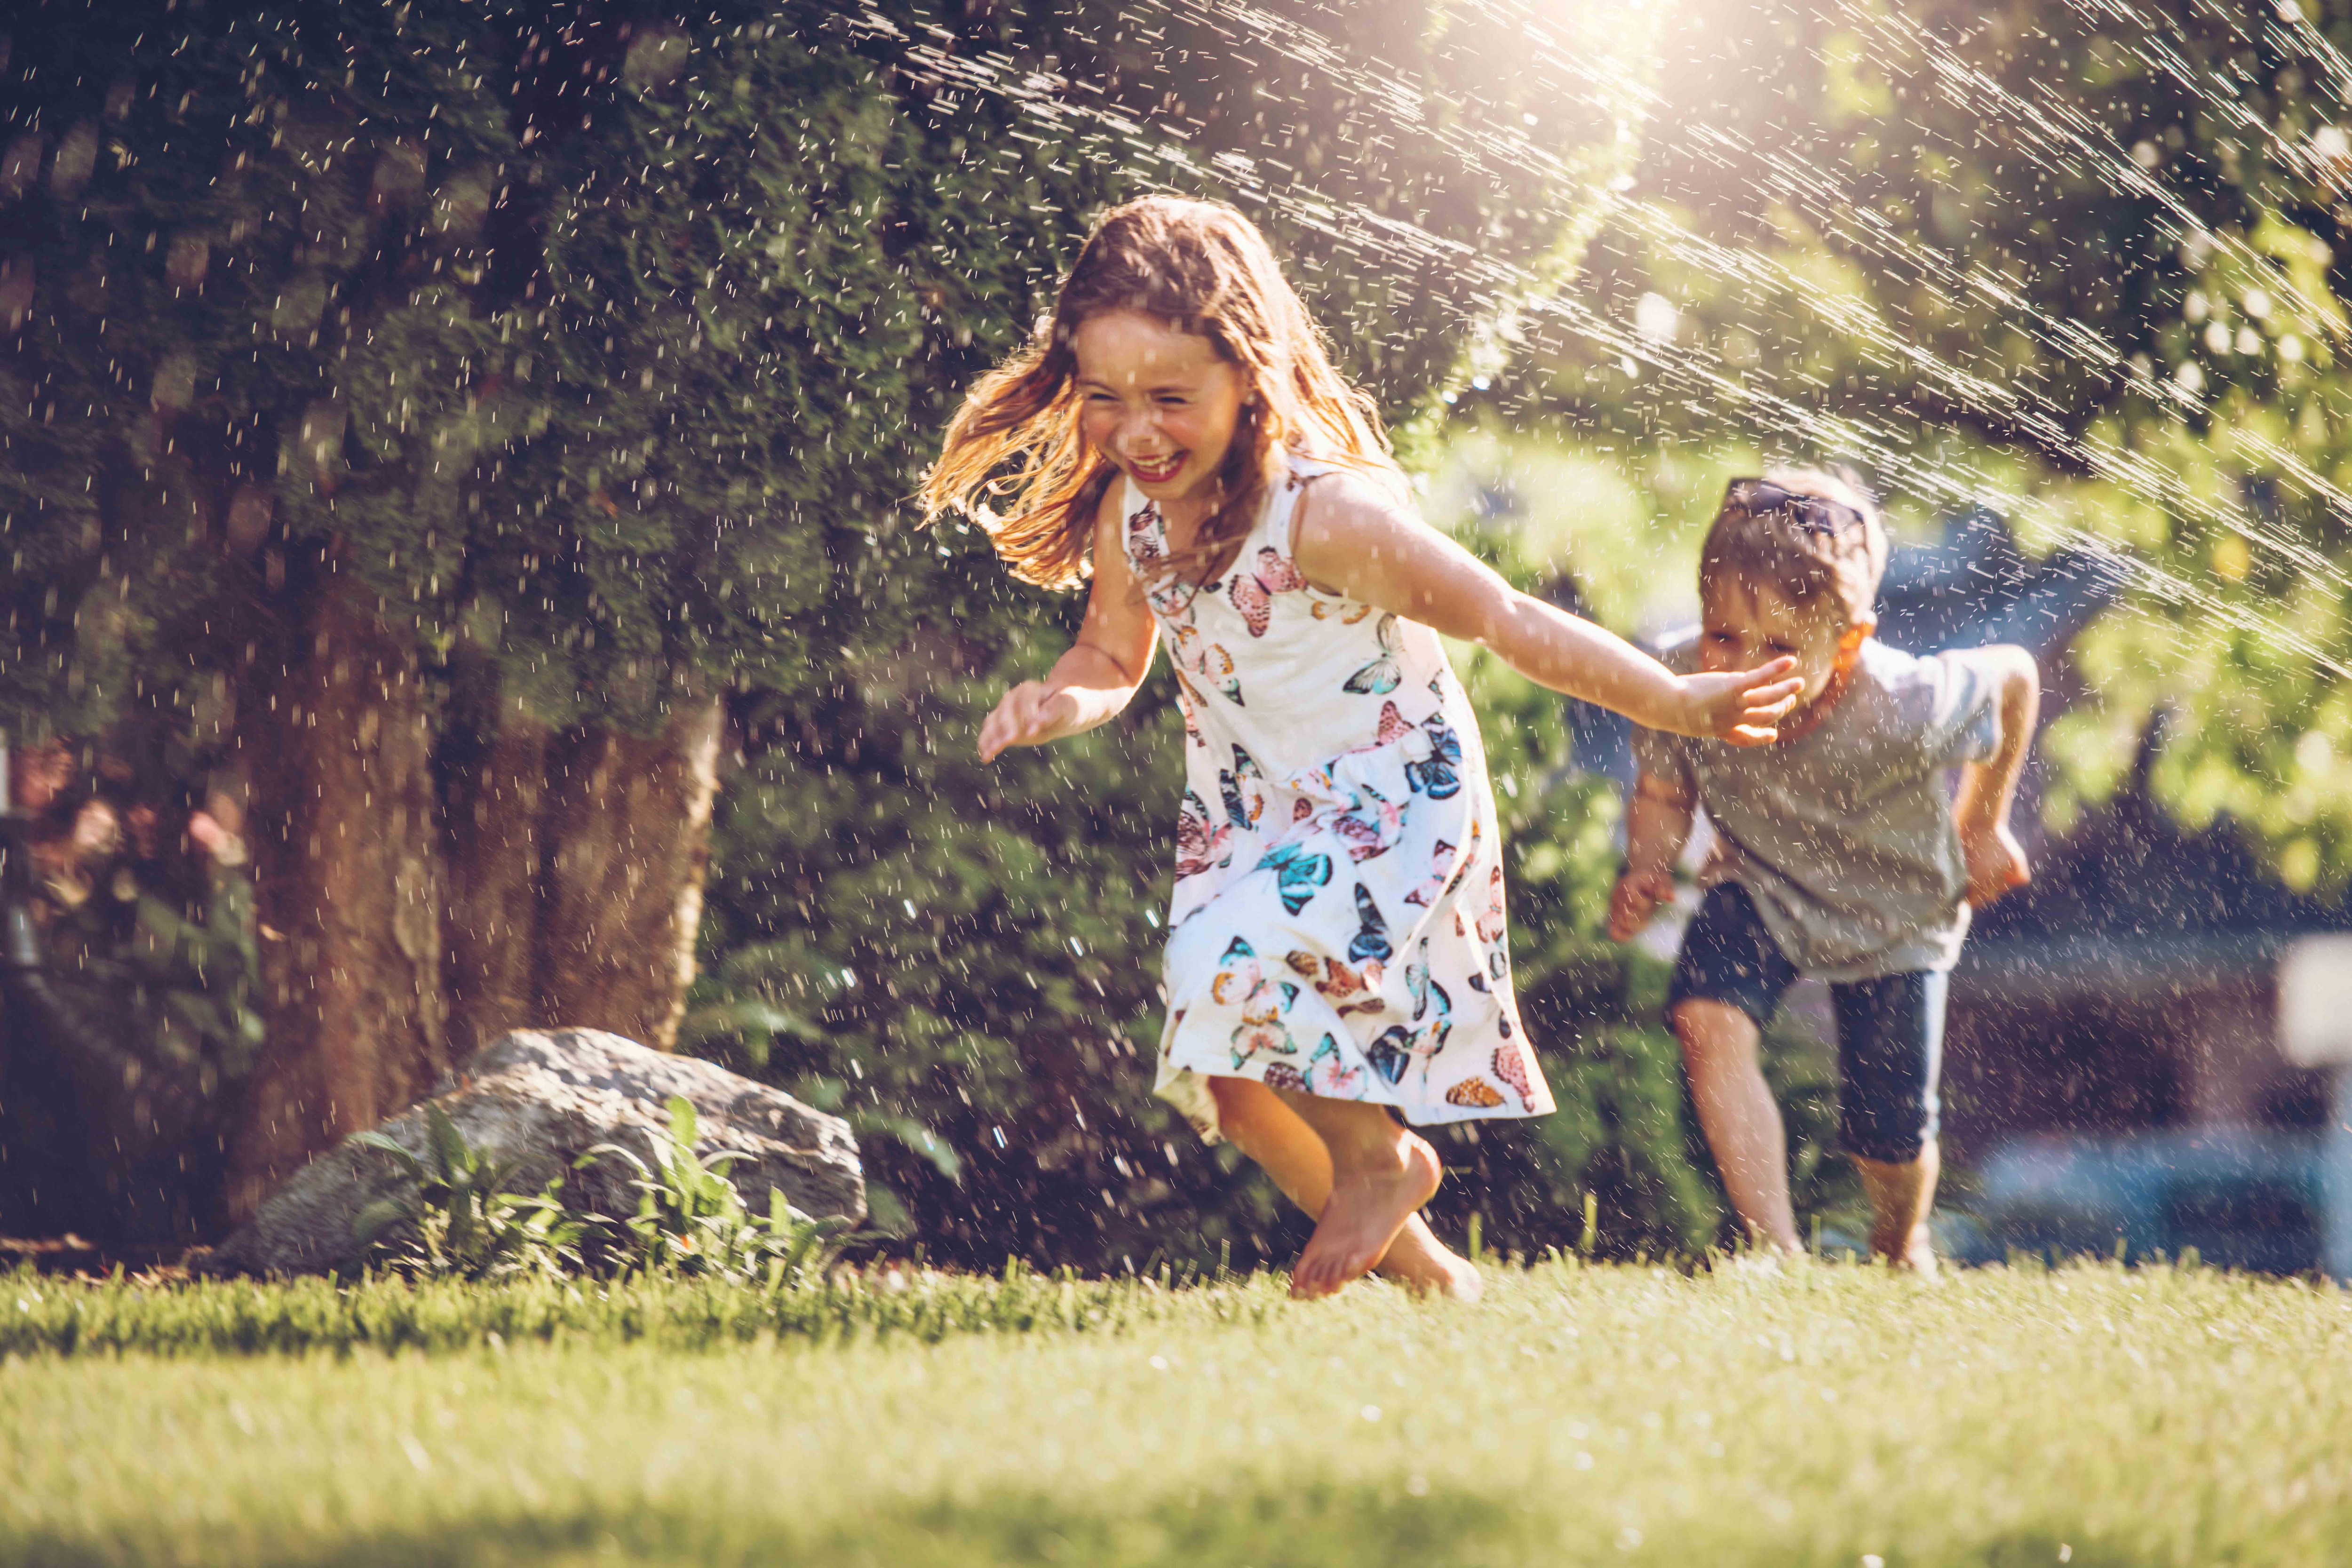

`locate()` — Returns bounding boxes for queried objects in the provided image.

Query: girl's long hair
[922,196,1398,589]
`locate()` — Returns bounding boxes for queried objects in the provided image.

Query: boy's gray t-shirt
[1632,637,2003,982]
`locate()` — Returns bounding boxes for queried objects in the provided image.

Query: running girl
[923,196,1800,1298]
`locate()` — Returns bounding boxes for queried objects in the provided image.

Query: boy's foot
[1376,1216,1484,1302]
[1875,1222,1940,1279]
[1291,1131,1443,1299]
[1721,1246,1802,1277]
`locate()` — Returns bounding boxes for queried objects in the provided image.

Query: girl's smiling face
[1072,309,1249,511]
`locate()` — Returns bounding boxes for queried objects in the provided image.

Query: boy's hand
[1952,645,2041,907]
[1607,865,1677,941]
[978,681,1079,763]
[1674,660,1803,746]
[1961,820,2030,906]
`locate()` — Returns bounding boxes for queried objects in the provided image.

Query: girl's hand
[978,681,1079,763]
[1289,474,1802,739]
[1674,660,1804,746]
[1961,820,2031,907]
[1606,865,1677,942]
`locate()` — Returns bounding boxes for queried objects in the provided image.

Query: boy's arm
[1951,644,2041,906]
[978,486,1159,762]
[1608,768,1697,941]
[1291,474,1801,744]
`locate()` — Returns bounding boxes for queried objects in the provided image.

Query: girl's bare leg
[1271,1090,1443,1299]
[1673,999,1803,1253]
[1208,1077,1479,1298]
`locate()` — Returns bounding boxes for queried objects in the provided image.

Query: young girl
[924,196,1800,1298]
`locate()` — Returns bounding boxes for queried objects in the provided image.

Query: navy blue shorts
[1667,882,1945,1163]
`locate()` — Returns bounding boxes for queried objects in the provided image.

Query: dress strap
[1271,450,1344,560]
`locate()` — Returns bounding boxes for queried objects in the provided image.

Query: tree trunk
[226,584,449,1220]
[442,719,550,1059]
[534,702,724,1048]
[226,597,724,1220]
[444,697,724,1057]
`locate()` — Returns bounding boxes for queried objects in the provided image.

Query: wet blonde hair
[921,195,1397,589]
[1699,465,1889,628]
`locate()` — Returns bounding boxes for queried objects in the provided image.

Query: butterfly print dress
[1135,454,1554,1137]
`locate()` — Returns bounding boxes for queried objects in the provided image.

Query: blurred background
[7,0,2352,1275]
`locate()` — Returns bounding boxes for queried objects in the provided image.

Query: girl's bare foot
[1377,1216,1484,1301]
[1291,1131,1442,1299]
[1204,1080,1474,1297]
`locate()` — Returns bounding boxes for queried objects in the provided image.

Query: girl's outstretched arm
[978,484,1159,763]
[1293,472,1802,744]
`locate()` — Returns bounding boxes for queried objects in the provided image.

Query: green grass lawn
[4,1258,2349,1567]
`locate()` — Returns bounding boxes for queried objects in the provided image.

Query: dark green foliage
[1,0,502,726]
[2,0,1647,737]
[694,632,1235,1267]
[0,0,1078,734]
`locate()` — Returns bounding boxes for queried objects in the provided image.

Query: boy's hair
[1698,465,1889,627]
[921,196,1398,590]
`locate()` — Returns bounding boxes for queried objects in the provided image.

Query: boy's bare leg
[1853,1143,1941,1274]
[1270,1090,1442,1299]
[1209,1078,1479,1297]
[1673,999,1803,1253]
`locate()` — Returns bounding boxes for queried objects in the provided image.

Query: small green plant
[350,1106,589,1281]
[584,1095,852,1287]
[343,1096,852,1286]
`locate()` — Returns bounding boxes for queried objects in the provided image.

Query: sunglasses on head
[1724,478,1860,538]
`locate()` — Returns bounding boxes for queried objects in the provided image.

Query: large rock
[204,1028,864,1276]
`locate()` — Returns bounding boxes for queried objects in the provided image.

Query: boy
[1608,470,2040,1271]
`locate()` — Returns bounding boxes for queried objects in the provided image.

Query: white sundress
[1133,453,1556,1138]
